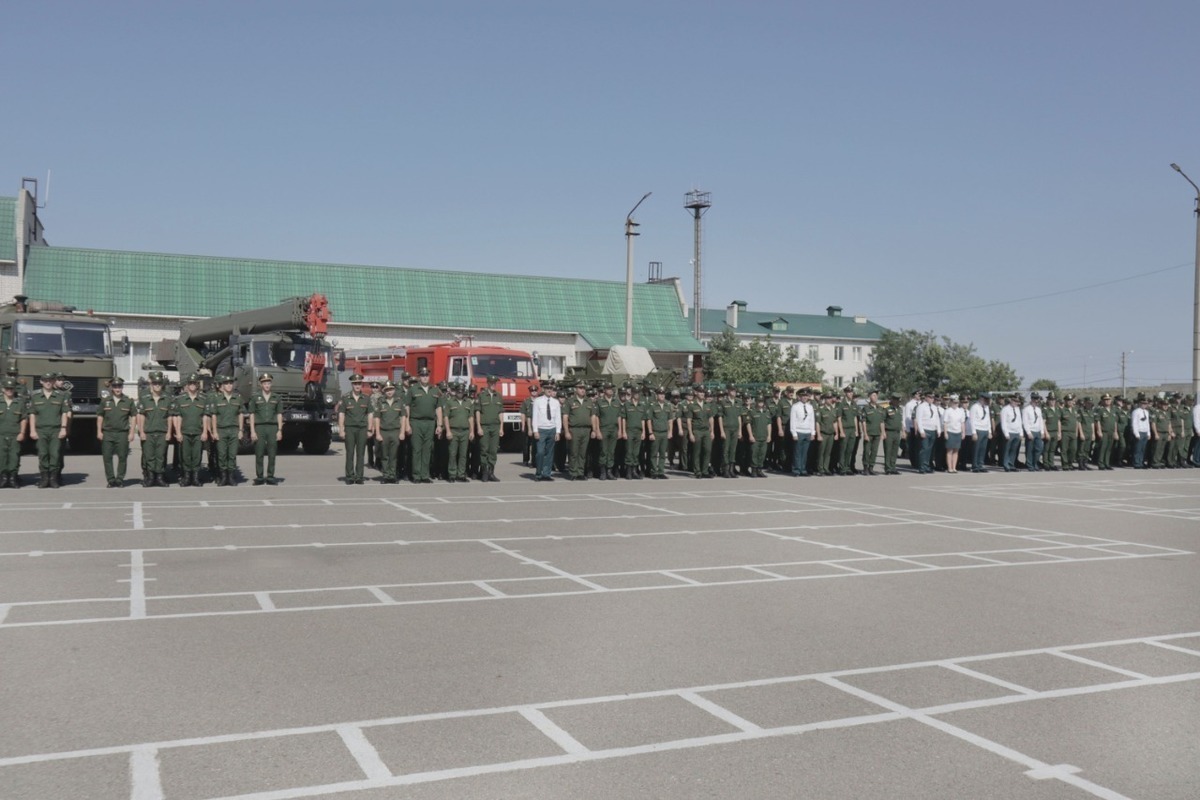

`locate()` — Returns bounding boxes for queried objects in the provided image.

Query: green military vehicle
[153,294,339,454]
[0,295,122,447]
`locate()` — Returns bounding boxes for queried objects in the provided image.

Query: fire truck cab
[342,340,538,437]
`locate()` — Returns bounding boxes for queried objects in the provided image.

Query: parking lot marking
[254,592,276,611]
[128,550,148,619]
[365,586,396,604]
[131,501,144,530]
[481,540,607,591]
[380,498,440,523]
[1050,650,1150,679]
[4,631,1192,799]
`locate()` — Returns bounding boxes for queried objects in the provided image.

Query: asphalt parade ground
[1,451,1198,799]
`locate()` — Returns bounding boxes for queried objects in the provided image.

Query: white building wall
[703,333,875,388]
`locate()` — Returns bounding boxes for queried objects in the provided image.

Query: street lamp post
[1170,164,1200,397]
[625,192,652,347]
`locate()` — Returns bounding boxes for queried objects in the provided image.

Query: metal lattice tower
[684,190,712,340]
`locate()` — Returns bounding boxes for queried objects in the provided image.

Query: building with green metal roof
[1,187,703,383]
[693,300,888,388]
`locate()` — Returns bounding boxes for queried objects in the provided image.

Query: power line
[872,262,1190,320]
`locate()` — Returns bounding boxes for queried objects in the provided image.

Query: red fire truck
[341,339,539,437]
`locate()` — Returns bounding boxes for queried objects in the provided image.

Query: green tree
[704,331,824,385]
[866,329,1020,396]
[1029,378,1059,393]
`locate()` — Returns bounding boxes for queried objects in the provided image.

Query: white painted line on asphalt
[743,566,788,579]
[1050,650,1150,679]
[518,708,590,755]
[1145,640,1200,658]
[481,540,607,591]
[365,586,396,604]
[940,663,1037,696]
[599,495,684,515]
[659,570,703,585]
[254,592,276,611]
[336,725,393,781]
[1025,763,1082,780]
[380,498,440,523]
[132,502,144,530]
[129,746,164,800]
[678,691,762,733]
[473,581,507,598]
[128,550,148,619]
[0,604,9,624]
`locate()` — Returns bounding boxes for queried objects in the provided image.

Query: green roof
[23,245,704,352]
[697,306,887,341]
[0,197,15,262]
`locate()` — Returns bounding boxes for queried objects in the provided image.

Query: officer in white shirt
[999,393,1025,472]
[968,392,993,473]
[1021,392,1046,472]
[1130,393,1152,469]
[903,390,922,469]
[913,393,941,474]
[789,388,817,476]
[530,383,563,481]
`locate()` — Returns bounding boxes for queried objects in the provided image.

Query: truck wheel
[301,425,332,455]
[278,437,300,453]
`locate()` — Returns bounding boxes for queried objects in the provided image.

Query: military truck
[566,344,679,391]
[153,294,339,454]
[0,295,122,446]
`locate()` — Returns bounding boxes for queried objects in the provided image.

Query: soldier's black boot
[154,473,168,487]
[48,471,60,488]
[38,471,50,489]
[488,467,500,482]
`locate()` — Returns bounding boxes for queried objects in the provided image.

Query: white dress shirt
[789,400,816,435]
[1131,406,1151,436]
[531,395,562,431]
[969,402,991,436]
[942,406,966,435]
[914,401,941,434]
[1000,403,1024,437]
[902,398,919,433]
[1021,404,1044,435]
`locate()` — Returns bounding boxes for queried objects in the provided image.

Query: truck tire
[301,425,332,455]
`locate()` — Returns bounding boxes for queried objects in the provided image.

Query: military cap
[4,366,17,376]
[2,379,18,390]
[383,381,396,390]
[40,372,55,381]
[109,377,126,387]
[486,375,498,384]
[529,382,541,392]
[1101,392,1112,400]
[695,386,707,394]
[670,388,680,396]
[185,373,201,384]
[51,371,64,380]
[1135,392,1147,402]
[417,366,430,377]
[1063,393,1075,401]
[1029,391,1041,400]
[258,373,274,383]
[843,386,854,393]
[348,373,364,383]
[1046,391,1057,400]
[889,393,901,401]
[977,391,991,398]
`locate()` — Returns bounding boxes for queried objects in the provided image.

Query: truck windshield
[471,355,535,379]
[252,340,333,369]
[14,320,111,355]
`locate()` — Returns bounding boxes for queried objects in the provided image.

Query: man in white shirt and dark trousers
[789,388,816,476]
[1130,393,1152,469]
[913,394,941,474]
[531,383,562,481]
[968,392,992,473]
[1000,393,1025,472]
[1022,392,1046,471]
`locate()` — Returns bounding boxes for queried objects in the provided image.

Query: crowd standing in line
[1,368,1198,488]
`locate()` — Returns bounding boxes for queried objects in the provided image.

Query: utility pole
[684,190,712,341]
[1169,164,1200,397]
[1120,350,1132,398]
[624,193,651,347]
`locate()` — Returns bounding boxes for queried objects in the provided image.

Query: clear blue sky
[6,0,1198,388]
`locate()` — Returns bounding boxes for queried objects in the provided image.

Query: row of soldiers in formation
[0,370,284,488]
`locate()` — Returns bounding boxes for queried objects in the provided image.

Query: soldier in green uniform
[0,379,27,488]
[591,383,620,480]
[52,372,72,480]
[1180,395,1196,468]
[836,387,860,476]
[137,372,172,487]
[744,394,772,477]
[687,386,715,478]
[646,387,675,480]
[675,388,693,472]
[520,383,539,467]
[171,373,210,486]
[247,373,283,485]
[1148,398,1170,468]
[405,367,442,484]
[1113,396,1131,467]
[1041,392,1063,471]
[1093,393,1119,470]
[563,382,596,480]
[1077,397,1096,470]
[28,373,69,488]
[715,385,743,478]
[1168,394,1188,468]
[371,381,406,484]
[474,375,504,482]
[206,375,244,486]
[442,383,475,482]
[860,390,886,475]
[882,393,904,475]
[339,374,371,484]
[1059,394,1081,470]
[96,378,136,487]
[816,393,839,476]
[619,385,647,479]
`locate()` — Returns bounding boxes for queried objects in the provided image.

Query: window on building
[834,375,844,388]
[833,346,844,361]
[808,345,819,361]
[852,346,862,362]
